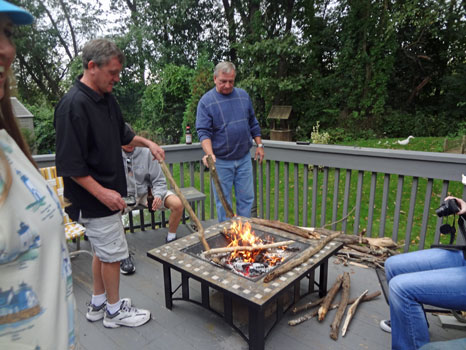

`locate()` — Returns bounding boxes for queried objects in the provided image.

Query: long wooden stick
[288,291,380,326]
[159,160,210,251]
[264,231,341,283]
[318,274,343,321]
[292,297,325,314]
[203,240,295,256]
[206,155,235,218]
[341,289,368,337]
[251,217,320,239]
[330,272,350,340]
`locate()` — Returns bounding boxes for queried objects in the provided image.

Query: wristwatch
[257,144,264,148]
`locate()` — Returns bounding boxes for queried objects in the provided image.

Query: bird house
[267,105,292,141]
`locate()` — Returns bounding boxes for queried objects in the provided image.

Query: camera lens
[436,199,460,217]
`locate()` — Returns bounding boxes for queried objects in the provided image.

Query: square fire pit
[147,217,343,350]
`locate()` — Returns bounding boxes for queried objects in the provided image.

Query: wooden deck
[70,220,466,350]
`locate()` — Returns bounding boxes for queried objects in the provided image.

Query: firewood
[292,297,324,314]
[202,240,295,256]
[159,160,210,251]
[329,272,350,340]
[288,291,381,326]
[341,289,368,337]
[206,155,235,218]
[318,274,343,321]
[264,231,341,283]
[251,218,320,239]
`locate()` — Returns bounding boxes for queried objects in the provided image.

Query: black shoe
[120,255,136,275]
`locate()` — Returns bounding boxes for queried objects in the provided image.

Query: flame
[223,219,285,267]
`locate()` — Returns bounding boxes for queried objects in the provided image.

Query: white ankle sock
[167,232,177,241]
[91,293,106,307]
[107,300,122,314]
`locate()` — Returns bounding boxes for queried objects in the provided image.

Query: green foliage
[20,127,36,154]
[140,64,193,144]
[310,121,330,144]
[27,101,55,154]
[183,55,214,143]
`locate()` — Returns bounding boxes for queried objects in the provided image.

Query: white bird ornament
[462,174,466,186]
[396,135,414,145]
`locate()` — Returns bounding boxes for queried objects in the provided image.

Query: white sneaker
[86,297,131,322]
[103,299,151,328]
[380,319,391,333]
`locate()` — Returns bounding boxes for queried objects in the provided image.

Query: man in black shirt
[55,38,164,329]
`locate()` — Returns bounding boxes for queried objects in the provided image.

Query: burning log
[264,231,341,283]
[341,289,368,337]
[288,290,381,326]
[159,160,210,251]
[329,272,350,340]
[202,240,295,256]
[250,218,320,239]
[318,273,343,321]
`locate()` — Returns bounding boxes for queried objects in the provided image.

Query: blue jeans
[213,153,254,222]
[385,248,466,350]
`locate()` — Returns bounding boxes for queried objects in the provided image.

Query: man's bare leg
[101,261,121,304]
[165,194,183,237]
[92,254,105,295]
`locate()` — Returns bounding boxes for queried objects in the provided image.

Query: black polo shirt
[54,77,135,219]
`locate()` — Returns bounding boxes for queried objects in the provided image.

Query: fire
[223,219,285,267]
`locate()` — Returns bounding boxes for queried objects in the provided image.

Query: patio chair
[39,166,92,258]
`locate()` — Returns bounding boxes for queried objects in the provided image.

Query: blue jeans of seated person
[213,153,254,223]
[385,248,466,350]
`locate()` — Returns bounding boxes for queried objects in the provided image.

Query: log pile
[334,229,400,269]
[289,273,381,340]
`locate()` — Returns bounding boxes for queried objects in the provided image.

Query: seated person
[380,196,466,350]
[120,139,183,274]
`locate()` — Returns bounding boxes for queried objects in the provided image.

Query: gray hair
[82,38,125,69]
[214,61,236,77]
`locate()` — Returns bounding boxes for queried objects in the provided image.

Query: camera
[436,198,461,217]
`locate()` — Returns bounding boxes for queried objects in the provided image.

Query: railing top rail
[257,140,466,182]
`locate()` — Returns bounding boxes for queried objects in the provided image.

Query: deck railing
[34,140,466,252]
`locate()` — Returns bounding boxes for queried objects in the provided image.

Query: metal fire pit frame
[147,218,343,350]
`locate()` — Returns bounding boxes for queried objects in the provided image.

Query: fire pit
[183,219,310,281]
[147,217,343,350]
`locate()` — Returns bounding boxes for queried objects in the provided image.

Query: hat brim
[0,1,33,25]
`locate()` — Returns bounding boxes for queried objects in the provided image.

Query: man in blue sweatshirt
[196,61,265,222]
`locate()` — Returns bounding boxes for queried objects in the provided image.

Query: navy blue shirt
[196,87,261,160]
[54,77,134,219]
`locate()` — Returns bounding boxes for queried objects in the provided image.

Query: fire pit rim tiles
[147,217,343,306]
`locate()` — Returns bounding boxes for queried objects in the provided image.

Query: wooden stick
[292,297,324,314]
[250,217,320,239]
[203,240,295,256]
[318,274,343,321]
[264,231,341,283]
[206,155,235,218]
[330,272,350,340]
[159,160,210,251]
[341,289,368,337]
[288,291,380,326]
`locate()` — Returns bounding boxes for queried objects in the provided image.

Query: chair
[39,166,92,258]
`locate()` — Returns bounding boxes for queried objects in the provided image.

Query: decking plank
[70,222,466,350]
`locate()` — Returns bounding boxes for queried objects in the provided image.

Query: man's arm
[253,136,265,164]
[72,175,126,212]
[201,139,216,167]
[128,135,165,162]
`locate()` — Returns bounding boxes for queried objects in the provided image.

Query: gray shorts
[79,212,128,263]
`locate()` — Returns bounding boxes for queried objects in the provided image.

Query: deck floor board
[70,221,466,349]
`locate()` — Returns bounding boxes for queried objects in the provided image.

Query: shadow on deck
[70,221,465,350]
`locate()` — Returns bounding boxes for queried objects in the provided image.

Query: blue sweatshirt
[196,87,261,160]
